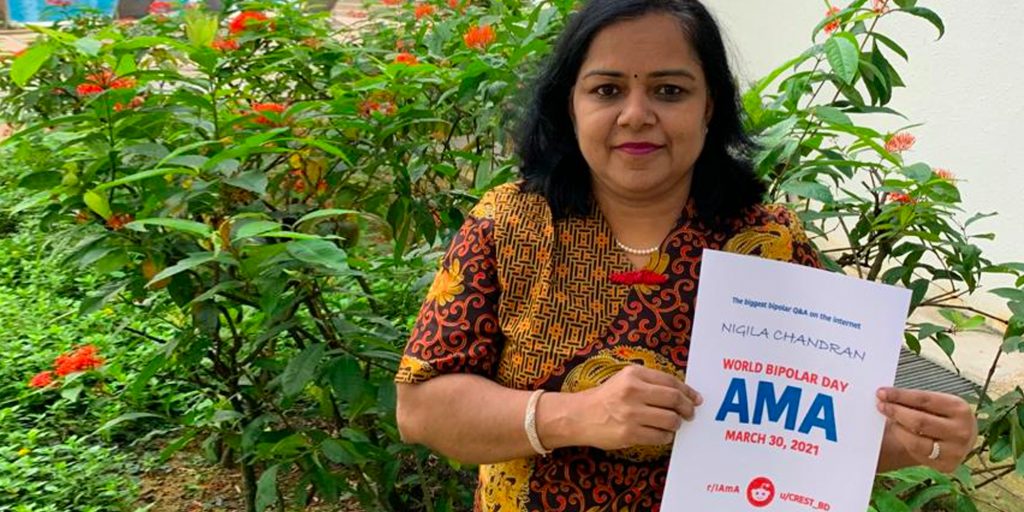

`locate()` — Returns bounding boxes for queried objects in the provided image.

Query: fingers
[634,404,685,432]
[877,387,970,419]
[629,365,704,406]
[876,400,957,440]
[644,385,696,420]
[878,388,978,473]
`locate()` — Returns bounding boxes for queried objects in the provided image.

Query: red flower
[114,96,145,112]
[45,0,73,6]
[211,38,240,51]
[54,345,104,377]
[934,168,955,181]
[76,83,105,96]
[106,212,133,230]
[74,210,92,224]
[609,269,668,286]
[229,10,273,34]
[77,70,137,96]
[252,102,287,125]
[872,0,890,14]
[316,179,328,194]
[381,0,401,5]
[447,0,458,7]
[394,52,418,65]
[345,9,368,18]
[463,24,495,50]
[885,132,916,153]
[447,0,467,10]
[887,192,914,205]
[148,0,173,15]
[414,3,434,19]
[29,371,55,388]
[824,6,842,34]
[358,98,397,118]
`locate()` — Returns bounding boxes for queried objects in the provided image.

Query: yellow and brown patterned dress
[395,182,821,511]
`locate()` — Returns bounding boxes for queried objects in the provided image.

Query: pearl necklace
[615,239,660,255]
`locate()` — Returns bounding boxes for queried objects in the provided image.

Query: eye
[655,84,686,98]
[592,84,620,97]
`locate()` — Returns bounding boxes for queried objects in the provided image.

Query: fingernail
[696,392,704,405]
[877,389,888,401]
[876,401,886,414]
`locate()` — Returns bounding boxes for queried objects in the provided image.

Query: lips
[615,142,664,155]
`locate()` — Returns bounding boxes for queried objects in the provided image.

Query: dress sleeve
[395,209,504,384]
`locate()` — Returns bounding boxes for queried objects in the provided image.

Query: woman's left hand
[876,387,978,473]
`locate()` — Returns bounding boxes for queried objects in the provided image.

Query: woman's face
[571,13,712,201]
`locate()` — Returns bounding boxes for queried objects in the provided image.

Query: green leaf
[149,252,217,285]
[991,288,1024,302]
[825,32,860,85]
[83,190,112,220]
[934,332,956,358]
[286,239,348,273]
[1000,336,1022,354]
[233,220,282,242]
[223,170,268,195]
[295,209,360,227]
[815,106,852,126]
[900,163,933,183]
[900,6,945,39]
[94,167,197,191]
[18,171,61,190]
[254,465,280,512]
[917,323,945,340]
[11,44,54,87]
[780,180,834,203]
[327,356,364,404]
[127,218,213,237]
[281,344,326,398]
[73,37,103,56]
[95,412,163,434]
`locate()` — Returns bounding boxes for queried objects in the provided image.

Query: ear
[704,93,715,127]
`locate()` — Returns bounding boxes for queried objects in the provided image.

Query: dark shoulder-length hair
[515,0,764,223]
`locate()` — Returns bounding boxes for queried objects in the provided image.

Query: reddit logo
[746,477,775,507]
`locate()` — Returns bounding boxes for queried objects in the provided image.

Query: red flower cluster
[381,0,402,6]
[609,269,668,286]
[148,0,173,15]
[45,0,73,7]
[394,52,418,65]
[824,6,841,34]
[114,96,145,112]
[252,102,287,125]
[414,2,435,19]
[54,345,104,377]
[106,212,134,230]
[76,70,137,96]
[229,10,274,34]
[885,132,916,153]
[887,192,915,205]
[29,371,55,388]
[211,38,240,51]
[463,24,495,50]
[358,98,397,118]
[934,168,956,181]
[872,0,890,14]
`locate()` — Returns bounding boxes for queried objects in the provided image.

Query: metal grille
[894,348,979,398]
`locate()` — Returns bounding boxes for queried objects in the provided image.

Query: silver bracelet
[525,389,551,455]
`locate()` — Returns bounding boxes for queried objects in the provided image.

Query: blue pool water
[6,0,118,22]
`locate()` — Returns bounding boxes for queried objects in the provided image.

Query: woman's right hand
[574,364,703,450]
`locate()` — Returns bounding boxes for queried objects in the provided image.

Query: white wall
[706,1,1023,314]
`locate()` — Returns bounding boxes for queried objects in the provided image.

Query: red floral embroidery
[609,269,668,286]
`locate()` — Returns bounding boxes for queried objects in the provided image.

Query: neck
[592,173,694,250]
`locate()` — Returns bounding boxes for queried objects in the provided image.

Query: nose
[617,89,655,130]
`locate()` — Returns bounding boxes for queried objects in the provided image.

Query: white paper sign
[662,250,910,511]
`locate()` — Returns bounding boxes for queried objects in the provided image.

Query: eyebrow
[581,69,698,80]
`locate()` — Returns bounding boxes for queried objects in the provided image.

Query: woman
[395,0,977,509]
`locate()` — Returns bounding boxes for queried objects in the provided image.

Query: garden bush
[0,0,1021,510]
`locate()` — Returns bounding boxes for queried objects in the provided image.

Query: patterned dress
[395,182,821,511]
